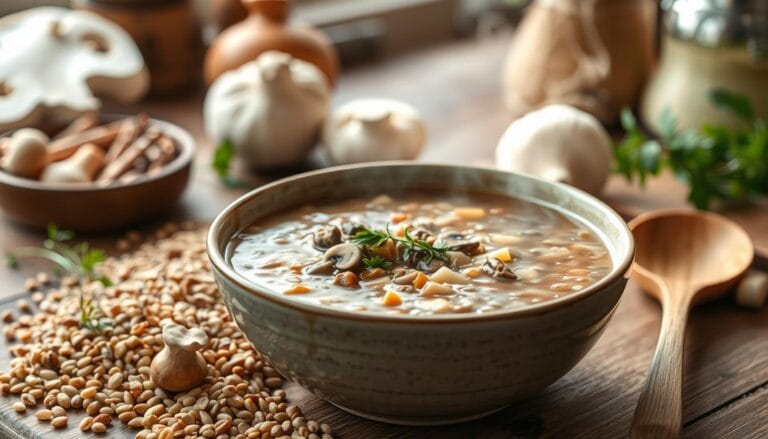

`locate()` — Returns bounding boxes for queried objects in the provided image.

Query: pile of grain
[0,223,333,439]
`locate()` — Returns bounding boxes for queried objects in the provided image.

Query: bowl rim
[0,116,195,192]
[207,162,634,323]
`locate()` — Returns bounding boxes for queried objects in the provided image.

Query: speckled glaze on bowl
[0,117,194,232]
[207,163,634,426]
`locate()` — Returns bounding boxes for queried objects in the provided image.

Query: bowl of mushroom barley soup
[208,162,634,425]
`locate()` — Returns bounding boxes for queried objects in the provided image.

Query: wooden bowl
[0,117,194,232]
[207,163,634,425]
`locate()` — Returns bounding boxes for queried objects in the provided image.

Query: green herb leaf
[212,139,235,178]
[362,256,392,269]
[7,225,113,330]
[352,225,448,265]
[620,108,637,132]
[612,91,766,210]
[5,253,18,269]
[709,88,754,121]
[658,108,678,140]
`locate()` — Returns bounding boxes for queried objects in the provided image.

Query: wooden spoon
[628,209,753,438]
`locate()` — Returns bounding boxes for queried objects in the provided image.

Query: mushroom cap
[322,98,426,165]
[162,323,209,352]
[0,7,149,131]
[495,104,612,195]
[323,243,363,271]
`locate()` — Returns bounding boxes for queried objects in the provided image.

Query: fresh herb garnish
[80,296,111,332]
[7,224,112,331]
[212,139,256,189]
[353,225,448,264]
[614,88,768,210]
[212,139,235,179]
[362,255,392,269]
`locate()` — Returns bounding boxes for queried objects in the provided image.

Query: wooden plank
[685,384,768,438]
[1,281,766,437]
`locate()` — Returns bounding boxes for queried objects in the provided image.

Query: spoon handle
[630,299,689,438]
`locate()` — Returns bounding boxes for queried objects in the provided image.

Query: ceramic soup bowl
[207,163,634,425]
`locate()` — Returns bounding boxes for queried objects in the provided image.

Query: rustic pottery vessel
[73,0,204,95]
[204,0,338,85]
[208,163,634,425]
[0,116,194,232]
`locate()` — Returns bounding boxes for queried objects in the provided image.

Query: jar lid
[665,0,768,59]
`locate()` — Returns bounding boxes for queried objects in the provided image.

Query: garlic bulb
[322,98,425,165]
[495,105,612,195]
[204,51,330,169]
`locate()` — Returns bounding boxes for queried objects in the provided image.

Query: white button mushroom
[322,98,426,165]
[0,128,50,179]
[495,105,612,195]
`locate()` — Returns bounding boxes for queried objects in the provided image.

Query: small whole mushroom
[150,323,209,393]
[324,243,362,271]
[41,143,104,183]
[322,98,426,165]
[495,105,612,195]
[0,128,50,179]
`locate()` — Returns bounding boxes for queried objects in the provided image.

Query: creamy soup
[228,193,612,316]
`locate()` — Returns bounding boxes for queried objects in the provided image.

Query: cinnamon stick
[47,119,127,162]
[103,113,148,165]
[98,130,161,183]
[53,112,99,140]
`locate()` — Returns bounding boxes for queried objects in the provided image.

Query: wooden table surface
[0,35,766,438]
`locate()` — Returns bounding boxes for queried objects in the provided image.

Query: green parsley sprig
[212,139,254,189]
[361,255,392,269]
[614,88,768,210]
[353,225,448,265]
[6,224,112,331]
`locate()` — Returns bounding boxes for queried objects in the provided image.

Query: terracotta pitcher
[204,0,338,86]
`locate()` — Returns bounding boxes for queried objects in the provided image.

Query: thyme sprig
[6,224,112,331]
[353,225,448,264]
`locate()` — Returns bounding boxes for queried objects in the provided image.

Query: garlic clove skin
[322,98,426,165]
[0,128,50,179]
[204,51,330,170]
[495,105,612,195]
[150,323,210,393]
[41,143,104,183]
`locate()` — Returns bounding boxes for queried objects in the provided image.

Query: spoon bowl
[628,209,753,438]
[631,209,754,304]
